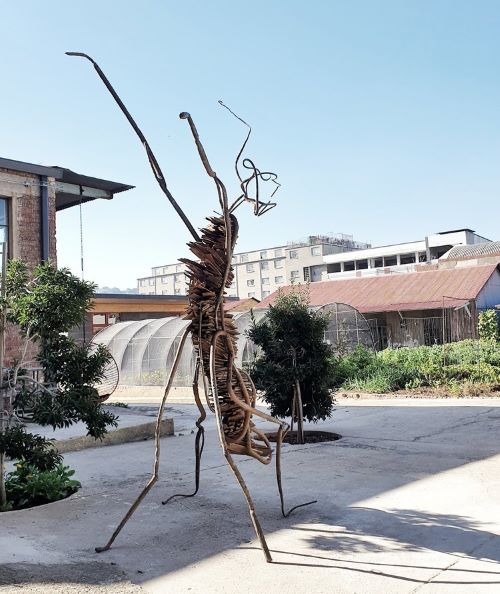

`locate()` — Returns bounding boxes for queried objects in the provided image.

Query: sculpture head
[217,100,281,218]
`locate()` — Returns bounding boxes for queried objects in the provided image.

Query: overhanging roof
[0,157,134,211]
[257,264,500,314]
[92,293,187,315]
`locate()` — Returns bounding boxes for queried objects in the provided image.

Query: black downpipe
[40,175,50,261]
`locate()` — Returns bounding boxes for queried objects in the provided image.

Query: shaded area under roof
[257,264,499,313]
[0,157,134,211]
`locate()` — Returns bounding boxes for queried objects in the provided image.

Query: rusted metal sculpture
[67,52,315,562]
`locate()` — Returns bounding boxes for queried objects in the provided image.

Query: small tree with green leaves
[478,309,499,342]
[0,260,117,510]
[248,286,336,444]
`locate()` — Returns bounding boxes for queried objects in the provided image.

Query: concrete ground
[1,398,499,593]
[22,405,174,453]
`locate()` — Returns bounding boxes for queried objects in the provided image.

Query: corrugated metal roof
[224,297,260,312]
[441,241,500,260]
[257,264,499,313]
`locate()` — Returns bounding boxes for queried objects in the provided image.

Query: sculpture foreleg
[95,326,191,553]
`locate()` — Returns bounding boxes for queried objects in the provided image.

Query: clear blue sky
[2,1,500,289]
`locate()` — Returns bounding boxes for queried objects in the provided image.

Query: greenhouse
[91,304,373,394]
[92,309,269,389]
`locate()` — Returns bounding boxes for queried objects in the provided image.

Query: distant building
[322,229,490,279]
[137,233,370,300]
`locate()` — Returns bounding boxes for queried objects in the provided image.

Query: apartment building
[137,233,370,300]
[322,229,491,280]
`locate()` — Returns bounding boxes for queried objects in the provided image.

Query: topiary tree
[0,260,117,510]
[248,286,336,444]
[478,309,499,342]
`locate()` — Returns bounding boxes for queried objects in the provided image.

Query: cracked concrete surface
[1,398,499,593]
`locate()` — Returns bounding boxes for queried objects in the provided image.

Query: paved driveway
[1,398,499,593]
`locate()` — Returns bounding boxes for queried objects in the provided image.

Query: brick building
[0,157,132,364]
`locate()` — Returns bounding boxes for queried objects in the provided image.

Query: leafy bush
[248,287,337,427]
[337,340,500,394]
[0,260,117,510]
[478,309,499,342]
[0,426,61,471]
[5,462,80,510]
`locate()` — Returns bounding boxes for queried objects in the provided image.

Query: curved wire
[218,100,281,216]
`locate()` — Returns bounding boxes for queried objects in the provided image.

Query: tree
[248,286,336,444]
[0,260,117,510]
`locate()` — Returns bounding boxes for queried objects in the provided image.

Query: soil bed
[267,430,341,444]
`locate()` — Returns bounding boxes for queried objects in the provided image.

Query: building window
[344,261,355,271]
[384,256,397,267]
[262,277,269,285]
[162,276,168,283]
[175,274,184,283]
[373,258,383,268]
[149,278,155,286]
[400,253,416,265]
[274,259,284,269]
[327,263,341,273]
[247,279,255,287]
[260,250,267,260]
[289,250,298,259]
[174,288,181,295]
[248,291,255,298]
[175,264,182,272]
[262,290,270,298]
[260,261,269,270]
[356,260,368,270]
[418,252,427,262]
[303,267,311,282]
[240,253,248,263]
[246,263,254,273]
[275,275,284,283]
[290,270,299,281]
[311,246,321,256]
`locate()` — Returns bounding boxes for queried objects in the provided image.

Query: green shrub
[248,287,337,426]
[336,339,500,394]
[5,462,80,510]
[478,309,499,342]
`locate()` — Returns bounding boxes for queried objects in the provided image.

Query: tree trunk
[294,379,305,445]
[0,452,5,508]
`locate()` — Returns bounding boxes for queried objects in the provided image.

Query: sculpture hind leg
[232,368,317,517]
[95,326,191,553]
[209,336,273,563]
[162,358,206,504]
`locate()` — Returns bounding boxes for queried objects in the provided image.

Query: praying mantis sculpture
[67,52,315,563]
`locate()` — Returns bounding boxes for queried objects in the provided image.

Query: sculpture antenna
[65,52,200,242]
